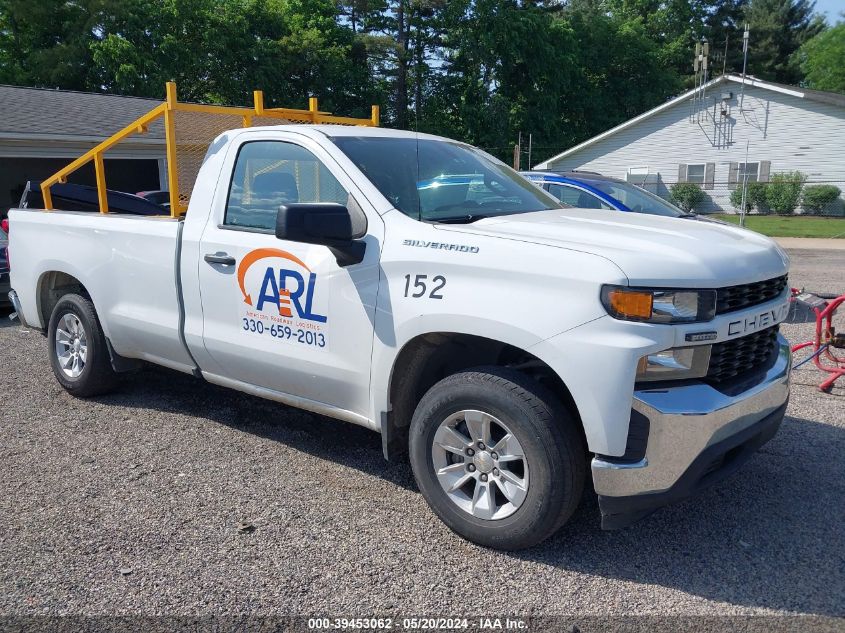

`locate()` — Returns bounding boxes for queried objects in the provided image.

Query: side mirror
[276,203,366,267]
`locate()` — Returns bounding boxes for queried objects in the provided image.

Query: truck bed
[19,181,165,216]
[8,208,195,372]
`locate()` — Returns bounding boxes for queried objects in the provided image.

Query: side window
[225,141,348,231]
[738,162,760,183]
[548,184,612,210]
[685,164,706,184]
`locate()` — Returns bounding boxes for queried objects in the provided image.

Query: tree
[560,7,681,149]
[0,0,96,89]
[86,0,378,114]
[0,0,774,171]
[601,0,710,80]
[794,21,845,93]
[432,0,586,158]
[702,0,748,76]
[743,0,825,84]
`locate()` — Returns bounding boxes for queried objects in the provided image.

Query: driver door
[196,133,382,420]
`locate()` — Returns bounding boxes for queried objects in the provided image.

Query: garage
[0,85,166,212]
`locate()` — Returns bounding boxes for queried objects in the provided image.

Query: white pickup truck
[7,125,791,549]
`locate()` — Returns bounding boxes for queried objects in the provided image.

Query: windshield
[330,136,563,222]
[583,179,686,217]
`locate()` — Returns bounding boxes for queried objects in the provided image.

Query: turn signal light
[603,288,653,320]
[601,285,717,323]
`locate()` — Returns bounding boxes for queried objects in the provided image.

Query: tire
[409,366,586,550]
[47,293,119,397]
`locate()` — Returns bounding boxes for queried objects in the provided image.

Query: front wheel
[47,293,118,397]
[409,367,585,550]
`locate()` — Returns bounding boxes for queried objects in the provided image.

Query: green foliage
[730,182,770,213]
[712,214,845,238]
[801,184,842,214]
[0,0,94,89]
[766,171,806,214]
[0,0,828,157]
[729,187,747,211]
[795,24,845,94]
[702,0,748,77]
[670,183,706,211]
[743,0,825,84]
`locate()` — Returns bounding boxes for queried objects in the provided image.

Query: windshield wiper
[435,214,492,224]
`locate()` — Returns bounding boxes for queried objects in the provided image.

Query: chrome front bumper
[592,333,791,528]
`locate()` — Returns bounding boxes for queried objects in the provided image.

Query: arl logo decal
[237,248,327,323]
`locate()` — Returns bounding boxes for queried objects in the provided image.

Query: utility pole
[739,140,750,227]
[692,40,709,121]
[527,134,532,171]
[693,42,701,119]
[740,24,750,110]
[513,131,521,170]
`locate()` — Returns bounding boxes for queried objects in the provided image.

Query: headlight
[601,285,716,323]
[636,345,711,382]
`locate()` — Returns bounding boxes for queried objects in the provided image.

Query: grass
[711,214,845,238]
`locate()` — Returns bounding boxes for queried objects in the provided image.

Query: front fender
[370,212,629,437]
[370,313,549,423]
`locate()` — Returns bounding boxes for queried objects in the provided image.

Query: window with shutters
[738,162,760,183]
[686,164,706,184]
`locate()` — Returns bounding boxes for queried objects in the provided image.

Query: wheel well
[38,271,89,327]
[383,333,584,460]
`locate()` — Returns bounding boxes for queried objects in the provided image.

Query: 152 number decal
[404,274,446,299]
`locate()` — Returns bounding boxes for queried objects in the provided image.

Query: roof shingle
[0,85,164,139]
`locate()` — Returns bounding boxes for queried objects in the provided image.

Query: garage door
[0,157,161,212]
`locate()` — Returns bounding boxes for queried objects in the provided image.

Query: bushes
[730,181,769,213]
[801,184,841,214]
[669,182,706,211]
[730,172,816,215]
[766,171,806,215]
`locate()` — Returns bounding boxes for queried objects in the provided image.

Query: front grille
[707,325,779,384]
[716,275,787,315]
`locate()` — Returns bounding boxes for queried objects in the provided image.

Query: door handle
[204,252,236,266]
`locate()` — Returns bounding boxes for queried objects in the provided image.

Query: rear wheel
[47,293,118,397]
[409,366,585,550]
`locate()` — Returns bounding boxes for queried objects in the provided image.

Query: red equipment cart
[790,289,845,392]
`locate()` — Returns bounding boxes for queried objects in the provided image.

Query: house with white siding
[0,85,167,212]
[535,74,845,213]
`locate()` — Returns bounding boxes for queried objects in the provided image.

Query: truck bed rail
[39,82,380,218]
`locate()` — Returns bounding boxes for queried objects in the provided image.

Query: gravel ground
[0,248,843,619]
[787,249,845,298]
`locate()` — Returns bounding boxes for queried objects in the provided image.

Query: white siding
[546,83,845,213]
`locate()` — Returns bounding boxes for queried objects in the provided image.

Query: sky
[815,0,845,23]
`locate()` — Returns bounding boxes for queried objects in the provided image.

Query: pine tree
[743,0,825,84]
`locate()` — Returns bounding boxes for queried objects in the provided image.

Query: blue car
[521,170,693,218]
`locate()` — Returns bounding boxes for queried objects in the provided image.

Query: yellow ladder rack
[40,82,380,218]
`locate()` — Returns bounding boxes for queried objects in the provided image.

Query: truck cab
[8,124,791,550]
